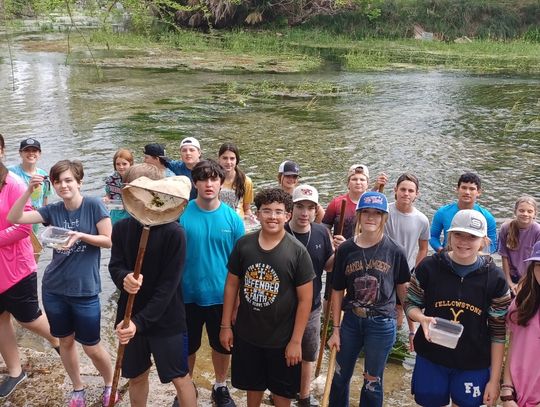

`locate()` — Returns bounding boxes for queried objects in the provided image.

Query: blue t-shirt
[164,160,196,200]
[180,200,244,305]
[429,202,497,253]
[38,197,109,297]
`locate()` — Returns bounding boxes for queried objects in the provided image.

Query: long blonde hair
[506,196,538,250]
[354,210,388,238]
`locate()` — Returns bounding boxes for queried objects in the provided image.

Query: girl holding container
[405,209,511,407]
[8,160,115,407]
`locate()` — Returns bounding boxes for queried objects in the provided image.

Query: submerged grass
[86,28,540,74]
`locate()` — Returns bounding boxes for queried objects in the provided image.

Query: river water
[1,35,539,405]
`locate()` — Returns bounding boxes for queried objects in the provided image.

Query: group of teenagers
[0,132,539,407]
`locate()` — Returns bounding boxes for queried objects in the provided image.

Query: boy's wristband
[220,325,232,329]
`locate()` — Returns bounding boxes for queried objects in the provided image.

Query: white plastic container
[428,317,464,349]
[40,226,71,249]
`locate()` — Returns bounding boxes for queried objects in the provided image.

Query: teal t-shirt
[8,165,51,208]
[180,200,244,305]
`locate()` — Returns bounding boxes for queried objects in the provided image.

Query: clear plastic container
[428,317,464,349]
[39,226,71,249]
[106,199,124,211]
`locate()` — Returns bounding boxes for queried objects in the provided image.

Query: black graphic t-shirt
[228,232,315,348]
[285,222,334,311]
[332,235,410,318]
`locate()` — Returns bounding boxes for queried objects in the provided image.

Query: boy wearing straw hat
[109,164,197,406]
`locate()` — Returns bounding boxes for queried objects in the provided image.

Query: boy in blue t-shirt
[179,159,244,407]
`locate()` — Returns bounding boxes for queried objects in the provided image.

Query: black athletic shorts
[0,273,42,323]
[185,303,230,355]
[231,335,301,399]
[122,331,189,383]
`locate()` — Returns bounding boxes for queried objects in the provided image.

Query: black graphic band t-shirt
[228,232,315,348]
[332,235,410,318]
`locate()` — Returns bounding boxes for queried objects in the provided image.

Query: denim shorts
[42,291,101,346]
[412,354,490,407]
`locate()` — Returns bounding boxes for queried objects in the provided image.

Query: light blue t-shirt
[180,200,244,305]
[8,164,51,209]
[38,197,109,297]
[429,202,497,253]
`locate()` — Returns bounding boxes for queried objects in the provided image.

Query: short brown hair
[50,160,84,183]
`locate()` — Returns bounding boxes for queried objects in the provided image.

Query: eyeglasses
[259,209,287,217]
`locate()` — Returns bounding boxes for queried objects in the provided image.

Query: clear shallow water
[1,37,539,404]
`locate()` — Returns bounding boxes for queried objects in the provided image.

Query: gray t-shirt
[38,197,109,296]
[385,202,430,270]
[332,235,410,318]
[228,232,315,348]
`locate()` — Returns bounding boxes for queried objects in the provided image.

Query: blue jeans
[329,310,397,407]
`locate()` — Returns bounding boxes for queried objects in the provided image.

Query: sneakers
[102,386,119,406]
[69,389,86,407]
[0,370,27,398]
[211,385,236,407]
[297,395,320,407]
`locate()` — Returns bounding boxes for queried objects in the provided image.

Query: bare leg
[59,335,84,390]
[247,390,264,407]
[82,342,113,386]
[212,350,230,383]
[128,369,150,407]
[299,360,313,399]
[19,314,59,348]
[188,353,196,376]
[172,374,197,407]
[273,394,292,407]
[0,312,22,377]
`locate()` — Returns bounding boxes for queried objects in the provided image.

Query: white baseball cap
[180,137,201,150]
[347,164,369,179]
[448,209,487,237]
[292,184,319,204]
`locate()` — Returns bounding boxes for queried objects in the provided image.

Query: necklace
[291,226,311,248]
[356,235,384,272]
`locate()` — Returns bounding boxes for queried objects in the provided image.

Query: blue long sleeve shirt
[429,202,497,253]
